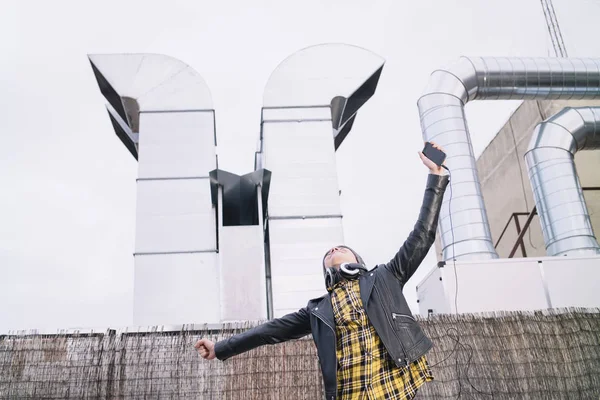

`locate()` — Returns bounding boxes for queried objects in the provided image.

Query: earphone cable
[441,165,494,398]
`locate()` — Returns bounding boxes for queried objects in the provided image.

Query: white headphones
[340,263,364,277]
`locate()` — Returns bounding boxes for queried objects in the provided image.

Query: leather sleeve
[214,307,312,361]
[384,173,449,285]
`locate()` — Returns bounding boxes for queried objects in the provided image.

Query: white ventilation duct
[259,43,384,317]
[525,107,600,256]
[89,54,220,325]
[418,57,600,261]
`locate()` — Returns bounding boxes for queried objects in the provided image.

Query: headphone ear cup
[324,267,341,289]
[325,263,367,289]
[345,263,366,271]
[340,263,367,279]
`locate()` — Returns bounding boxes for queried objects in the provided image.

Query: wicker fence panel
[1,308,599,399]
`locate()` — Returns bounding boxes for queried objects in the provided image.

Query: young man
[196,143,449,400]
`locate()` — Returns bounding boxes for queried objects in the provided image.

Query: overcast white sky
[1,0,598,332]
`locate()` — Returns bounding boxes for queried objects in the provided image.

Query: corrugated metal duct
[525,107,600,256]
[418,57,600,261]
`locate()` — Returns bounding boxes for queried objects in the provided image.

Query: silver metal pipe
[418,57,600,261]
[525,107,600,256]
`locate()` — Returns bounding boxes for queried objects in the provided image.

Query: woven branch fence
[1,308,599,399]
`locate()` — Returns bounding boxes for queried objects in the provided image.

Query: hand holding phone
[420,142,447,175]
[422,142,446,167]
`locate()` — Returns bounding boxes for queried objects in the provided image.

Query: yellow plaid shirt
[330,278,433,400]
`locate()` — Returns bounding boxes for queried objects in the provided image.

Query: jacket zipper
[378,278,412,367]
[312,310,337,400]
[391,312,417,366]
[392,313,416,321]
[312,311,335,333]
[373,285,410,367]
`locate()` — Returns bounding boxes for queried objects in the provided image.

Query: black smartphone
[422,142,446,167]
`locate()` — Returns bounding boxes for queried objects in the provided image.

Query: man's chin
[331,260,352,269]
[329,258,347,268]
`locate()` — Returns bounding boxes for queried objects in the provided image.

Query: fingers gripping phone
[422,142,446,167]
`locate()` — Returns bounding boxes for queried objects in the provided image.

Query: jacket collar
[310,269,377,328]
[310,293,335,329]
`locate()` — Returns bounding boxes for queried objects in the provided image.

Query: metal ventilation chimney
[259,44,384,317]
[418,57,600,261]
[89,54,219,325]
[208,169,272,321]
[525,107,600,256]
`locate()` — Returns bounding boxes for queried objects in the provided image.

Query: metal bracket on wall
[496,187,600,258]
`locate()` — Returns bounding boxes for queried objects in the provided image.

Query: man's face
[323,246,358,268]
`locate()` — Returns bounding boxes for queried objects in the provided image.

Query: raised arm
[196,307,311,362]
[384,145,449,285]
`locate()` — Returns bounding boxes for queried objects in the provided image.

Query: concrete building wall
[434,100,600,260]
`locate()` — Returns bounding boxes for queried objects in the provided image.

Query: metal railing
[495,187,599,258]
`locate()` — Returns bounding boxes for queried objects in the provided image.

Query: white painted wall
[415,268,449,315]
[417,255,600,315]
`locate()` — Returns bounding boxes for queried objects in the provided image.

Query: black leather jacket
[215,174,449,400]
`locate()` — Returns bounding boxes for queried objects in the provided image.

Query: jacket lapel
[312,294,335,329]
[312,270,376,329]
[359,268,376,307]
